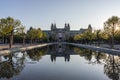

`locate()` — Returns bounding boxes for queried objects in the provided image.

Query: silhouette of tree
[27,48,46,61]
[104,55,120,80]
[104,16,120,48]
[0,52,26,79]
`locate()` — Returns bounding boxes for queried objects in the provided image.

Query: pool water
[0,44,120,80]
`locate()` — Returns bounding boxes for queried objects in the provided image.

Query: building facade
[43,23,92,42]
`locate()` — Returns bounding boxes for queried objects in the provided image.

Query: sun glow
[115,26,120,31]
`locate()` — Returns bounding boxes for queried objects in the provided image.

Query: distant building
[43,23,92,41]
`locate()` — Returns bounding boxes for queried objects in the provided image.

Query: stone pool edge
[0,43,57,55]
[63,42,120,55]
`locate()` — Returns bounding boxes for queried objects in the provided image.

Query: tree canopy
[104,16,120,48]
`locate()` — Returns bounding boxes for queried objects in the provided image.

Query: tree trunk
[30,39,32,45]
[5,38,7,43]
[98,39,100,46]
[22,36,25,46]
[2,36,4,43]
[23,38,25,46]
[111,35,114,48]
[9,30,13,48]
[111,23,115,48]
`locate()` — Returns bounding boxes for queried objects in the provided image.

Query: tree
[26,27,36,44]
[8,17,21,48]
[74,28,95,44]
[104,16,120,48]
[0,17,21,48]
[74,34,84,42]
[94,30,101,46]
[42,32,47,42]
[0,18,12,43]
[83,29,95,44]
[16,25,26,46]
[35,28,43,42]
[93,30,109,46]
[114,30,120,43]
[26,27,44,44]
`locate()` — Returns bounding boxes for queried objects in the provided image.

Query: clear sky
[0,0,120,30]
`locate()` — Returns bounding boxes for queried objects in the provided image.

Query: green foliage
[26,27,46,43]
[114,30,120,42]
[104,16,120,36]
[0,17,21,34]
[27,27,36,40]
[0,17,22,48]
[16,25,26,38]
[74,34,83,41]
[36,28,43,39]
[94,30,109,40]
[104,16,120,47]
[0,18,12,35]
[42,32,47,39]
[83,30,95,41]
[74,28,95,44]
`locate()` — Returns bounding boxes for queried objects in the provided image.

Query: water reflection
[73,47,120,80]
[73,47,107,64]
[49,44,70,62]
[0,52,25,79]
[0,45,120,80]
[26,48,46,61]
[104,55,120,80]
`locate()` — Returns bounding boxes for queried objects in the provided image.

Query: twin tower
[51,23,70,31]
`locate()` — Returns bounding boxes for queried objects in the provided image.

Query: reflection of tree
[73,47,120,80]
[0,60,14,79]
[0,48,46,79]
[104,55,120,80]
[12,52,26,75]
[0,52,26,79]
[27,48,46,61]
[73,47,92,61]
[73,47,107,64]
[0,53,25,79]
[93,52,107,64]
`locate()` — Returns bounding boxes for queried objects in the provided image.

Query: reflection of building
[43,23,92,41]
[51,53,70,62]
[48,44,71,62]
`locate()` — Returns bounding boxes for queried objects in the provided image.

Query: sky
[0,0,120,30]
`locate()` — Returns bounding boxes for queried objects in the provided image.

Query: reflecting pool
[0,44,120,80]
